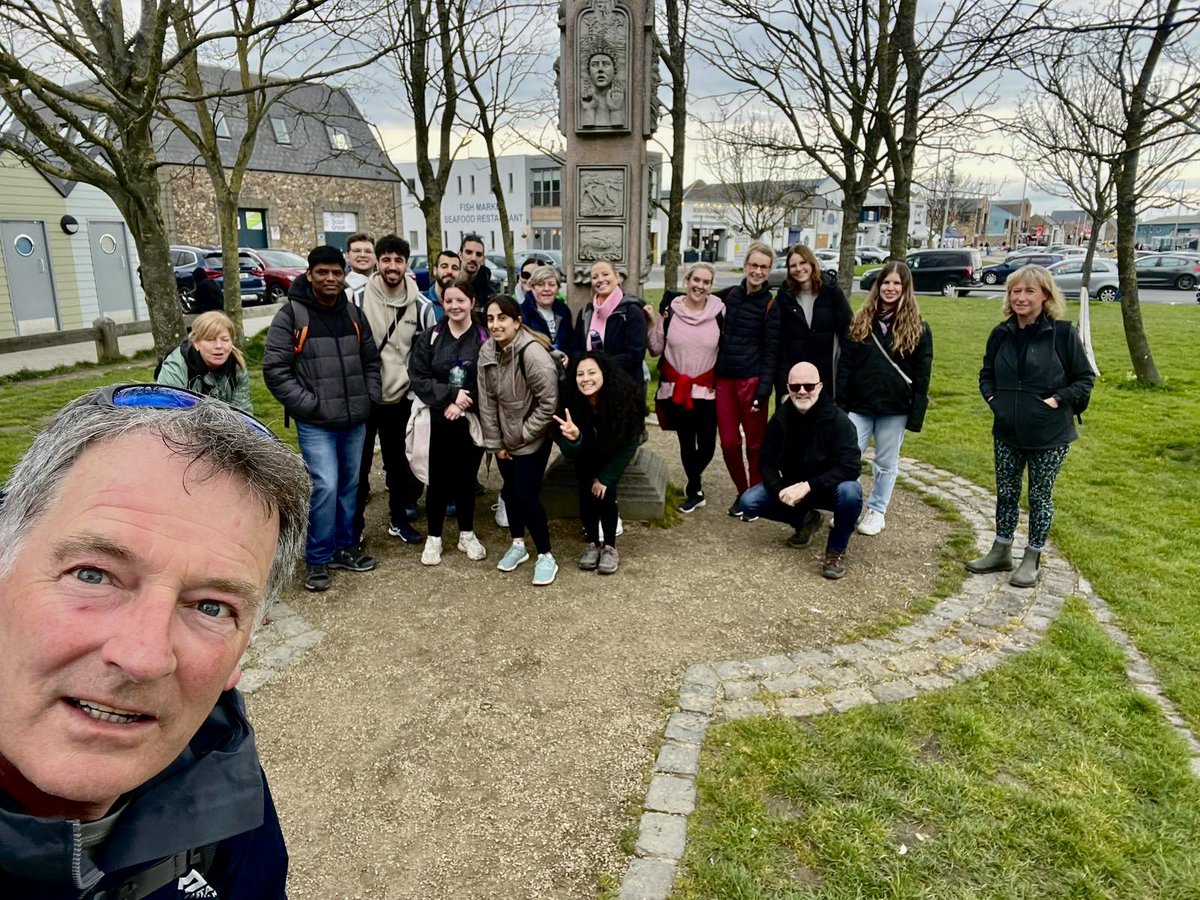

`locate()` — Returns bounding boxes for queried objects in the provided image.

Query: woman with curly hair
[967,265,1094,587]
[836,261,932,536]
[774,243,852,401]
[553,351,645,575]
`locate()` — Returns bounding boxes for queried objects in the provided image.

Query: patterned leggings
[994,439,1070,551]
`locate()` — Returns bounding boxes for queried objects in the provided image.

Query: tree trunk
[482,132,515,290]
[663,51,688,291]
[836,185,868,296]
[214,190,247,342]
[1114,155,1161,383]
[115,187,186,359]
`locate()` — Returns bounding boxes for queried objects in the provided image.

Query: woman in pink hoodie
[648,262,726,513]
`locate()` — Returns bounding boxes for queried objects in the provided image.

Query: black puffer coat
[837,321,934,432]
[773,282,852,398]
[715,280,780,402]
[760,393,861,499]
[979,314,1095,450]
[263,275,381,427]
[575,293,648,387]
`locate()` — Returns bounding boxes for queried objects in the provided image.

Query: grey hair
[0,389,311,630]
[684,262,717,283]
[527,264,559,289]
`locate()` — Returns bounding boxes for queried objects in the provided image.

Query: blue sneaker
[496,543,530,572]
[532,553,558,586]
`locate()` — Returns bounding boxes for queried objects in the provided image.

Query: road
[639,266,1194,305]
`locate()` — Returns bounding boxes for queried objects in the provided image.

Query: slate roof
[154,66,398,182]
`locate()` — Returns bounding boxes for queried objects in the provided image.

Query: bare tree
[918,153,1000,248]
[699,114,813,242]
[655,0,695,290]
[1036,0,1200,384]
[0,0,382,356]
[456,0,552,279]
[699,0,896,292]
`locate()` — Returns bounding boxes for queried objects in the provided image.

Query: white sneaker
[421,536,443,565]
[492,499,508,528]
[598,516,623,543]
[458,531,487,561]
[857,509,886,536]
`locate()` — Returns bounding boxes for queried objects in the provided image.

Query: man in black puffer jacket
[717,241,781,512]
[739,361,863,580]
[264,245,382,592]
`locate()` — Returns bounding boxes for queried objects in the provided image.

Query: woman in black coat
[967,264,1095,588]
[836,261,932,537]
[574,259,648,388]
[773,244,852,401]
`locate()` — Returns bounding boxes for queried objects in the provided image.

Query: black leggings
[673,398,717,498]
[426,414,484,539]
[497,439,553,554]
[577,466,620,547]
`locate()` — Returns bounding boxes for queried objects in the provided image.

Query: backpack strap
[91,843,220,900]
[1052,319,1084,424]
[290,300,309,355]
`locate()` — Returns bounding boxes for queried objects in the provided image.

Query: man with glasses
[345,232,376,307]
[0,386,308,897]
[716,241,781,514]
[264,245,382,592]
[737,361,863,579]
[422,249,463,323]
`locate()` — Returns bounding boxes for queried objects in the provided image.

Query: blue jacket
[520,294,576,356]
[0,691,287,899]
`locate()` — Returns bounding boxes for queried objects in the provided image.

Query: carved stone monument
[548,0,668,522]
[558,0,659,300]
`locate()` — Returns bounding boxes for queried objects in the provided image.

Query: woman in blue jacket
[520,264,576,357]
[968,265,1095,587]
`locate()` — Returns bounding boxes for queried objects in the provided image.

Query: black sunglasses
[788,382,821,393]
[97,384,278,441]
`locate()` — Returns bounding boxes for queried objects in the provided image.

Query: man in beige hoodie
[353,234,438,545]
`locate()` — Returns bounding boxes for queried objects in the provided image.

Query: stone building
[157,67,402,253]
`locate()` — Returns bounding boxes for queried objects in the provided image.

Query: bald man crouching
[0,385,309,898]
[737,361,863,579]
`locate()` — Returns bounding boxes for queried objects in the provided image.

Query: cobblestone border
[618,458,1200,899]
[237,601,326,695]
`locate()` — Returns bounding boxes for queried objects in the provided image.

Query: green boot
[965,539,1014,573]
[1009,550,1042,588]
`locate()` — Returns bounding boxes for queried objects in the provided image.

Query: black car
[860,248,982,296]
[170,245,266,311]
[1133,253,1200,290]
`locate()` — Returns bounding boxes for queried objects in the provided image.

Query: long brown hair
[784,244,822,294]
[848,261,924,356]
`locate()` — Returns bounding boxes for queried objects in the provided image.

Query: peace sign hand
[553,407,580,442]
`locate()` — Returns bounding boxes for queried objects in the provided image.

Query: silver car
[1046,257,1120,303]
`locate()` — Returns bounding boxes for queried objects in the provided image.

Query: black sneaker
[787,510,823,548]
[329,549,377,572]
[305,563,331,592]
[680,493,706,514]
[387,520,422,544]
[727,501,744,519]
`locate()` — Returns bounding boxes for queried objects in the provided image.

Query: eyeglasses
[788,382,820,393]
[97,384,278,442]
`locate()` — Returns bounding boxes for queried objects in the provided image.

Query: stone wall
[159,165,401,252]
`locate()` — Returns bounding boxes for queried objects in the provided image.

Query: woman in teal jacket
[156,310,253,414]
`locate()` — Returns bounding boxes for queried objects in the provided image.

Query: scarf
[874,303,898,335]
[588,286,623,350]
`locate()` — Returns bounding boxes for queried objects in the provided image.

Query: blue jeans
[739,480,863,553]
[848,412,908,515]
[296,421,367,564]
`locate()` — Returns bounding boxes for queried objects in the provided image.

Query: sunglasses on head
[788,382,820,393]
[96,384,279,442]
[520,271,534,280]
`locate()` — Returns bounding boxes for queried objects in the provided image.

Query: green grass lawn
[673,294,1200,897]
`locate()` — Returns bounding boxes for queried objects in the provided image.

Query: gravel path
[244,428,953,899]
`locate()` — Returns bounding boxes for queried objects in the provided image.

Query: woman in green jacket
[553,351,645,575]
[156,311,253,414]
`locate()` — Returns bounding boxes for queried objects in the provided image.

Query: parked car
[485,253,511,293]
[1134,252,1200,290]
[855,244,887,263]
[1004,245,1052,263]
[519,249,567,284]
[170,245,265,311]
[979,253,1064,285]
[860,248,982,296]
[1046,258,1120,303]
[409,254,432,291]
[815,248,860,266]
[238,247,307,304]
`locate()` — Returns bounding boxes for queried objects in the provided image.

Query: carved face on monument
[588,53,614,89]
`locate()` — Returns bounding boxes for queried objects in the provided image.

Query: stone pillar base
[542,446,668,521]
